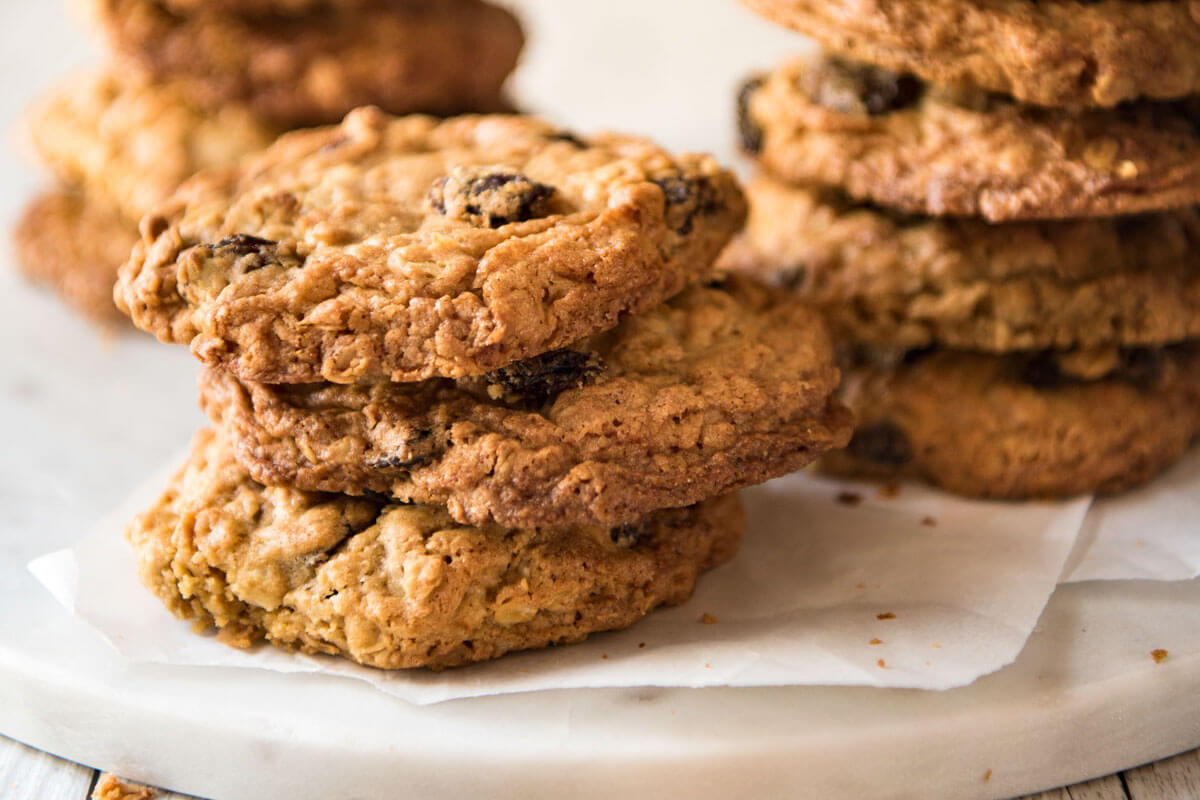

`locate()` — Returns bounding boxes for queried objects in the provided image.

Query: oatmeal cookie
[12,191,138,326]
[822,345,1200,498]
[198,278,853,528]
[739,0,1200,108]
[126,429,744,670]
[26,69,277,221]
[116,109,747,383]
[719,176,1200,351]
[87,0,524,126]
[740,57,1200,221]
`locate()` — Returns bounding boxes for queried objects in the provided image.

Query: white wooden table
[2,734,1197,800]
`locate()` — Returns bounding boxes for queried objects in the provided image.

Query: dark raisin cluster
[366,429,437,472]
[651,170,722,235]
[428,166,556,228]
[203,234,279,271]
[807,58,924,117]
[487,349,607,408]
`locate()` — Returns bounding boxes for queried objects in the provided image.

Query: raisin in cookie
[86,0,523,126]
[12,191,138,325]
[822,345,1200,498]
[198,278,853,528]
[26,69,278,221]
[127,430,744,670]
[719,176,1200,351]
[740,56,1200,221]
[739,0,1200,109]
[117,109,747,383]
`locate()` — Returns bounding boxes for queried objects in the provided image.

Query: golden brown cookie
[116,109,747,384]
[12,191,138,326]
[739,0,1200,108]
[126,430,744,670]
[719,176,1200,352]
[87,0,523,126]
[198,278,853,528]
[823,345,1200,498]
[740,56,1200,221]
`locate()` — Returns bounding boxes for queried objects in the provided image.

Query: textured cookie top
[826,344,1200,498]
[117,109,747,383]
[127,430,743,670]
[199,277,853,528]
[739,0,1200,109]
[87,0,523,126]
[158,0,375,11]
[720,176,1200,351]
[26,69,277,221]
[741,56,1200,221]
[13,191,139,326]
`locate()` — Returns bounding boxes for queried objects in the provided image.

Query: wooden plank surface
[5,731,1199,799]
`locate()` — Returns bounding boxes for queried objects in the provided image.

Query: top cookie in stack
[13,0,524,325]
[115,109,854,668]
[725,0,1200,499]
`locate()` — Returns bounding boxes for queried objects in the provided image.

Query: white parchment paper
[1061,449,1200,583]
[30,454,1093,704]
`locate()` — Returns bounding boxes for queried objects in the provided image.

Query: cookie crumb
[601,653,608,660]
[869,638,883,645]
[836,491,863,506]
[983,769,993,783]
[877,658,887,668]
[700,612,718,625]
[638,642,646,648]
[877,481,901,499]
[92,774,156,800]
[1152,648,1169,664]
[921,516,937,527]
[877,612,896,620]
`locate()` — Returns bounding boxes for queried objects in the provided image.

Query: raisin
[488,350,606,408]
[365,429,436,471]
[201,234,279,272]
[737,76,766,154]
[847,422,913,467]
[1018,351,1067,389]
[609,524,644,548]
[651,170,721,236]
[428,166,556,228]
[545,130,587,148]
[808,58,924,116]
[1119,348,1165,388]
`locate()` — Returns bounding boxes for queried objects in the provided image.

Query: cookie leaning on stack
[725,1,1200,499]
[116,109,854,668]
[12,0,524,325]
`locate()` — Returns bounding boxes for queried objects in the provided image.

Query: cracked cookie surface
[199,278,853,528]
[116,109,747,383]
[822,345,1200,498]
[13,191,138,325]
[741,56,1200,221]
[127,430,744,670]
[719,176,1200,352]
[26,69,278,222]
[87,0,524,126]
[739,0,1200,109]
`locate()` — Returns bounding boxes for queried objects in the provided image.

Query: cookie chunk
[126,430,744,670]
[12,191,138,326]
[26,69,278,221]
[116,109,747,383]
[740,56,1200,221]
[198,278,853,528]
[86,0,523,126]
[739,0,1200,109]
[822,345,1200,498]
[719,176,1200,352]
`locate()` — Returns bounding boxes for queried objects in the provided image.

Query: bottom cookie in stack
[127,429,743,670]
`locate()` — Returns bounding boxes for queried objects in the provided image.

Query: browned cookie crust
[719,176,1200,352]
[199,278,854,528]
[87,0,523,126]
[25,69,278,222]
[739,0,1200,109]
[127,430,744,670]
[159,0,374,12]
[117,110,747,384]
[823,346,1200,498]
[12,191,138,326]
[740,57,1200,221]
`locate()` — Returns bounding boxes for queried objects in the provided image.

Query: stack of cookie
[114,109,854,669]
[724,0,1200,499]
[14,0,523,325]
